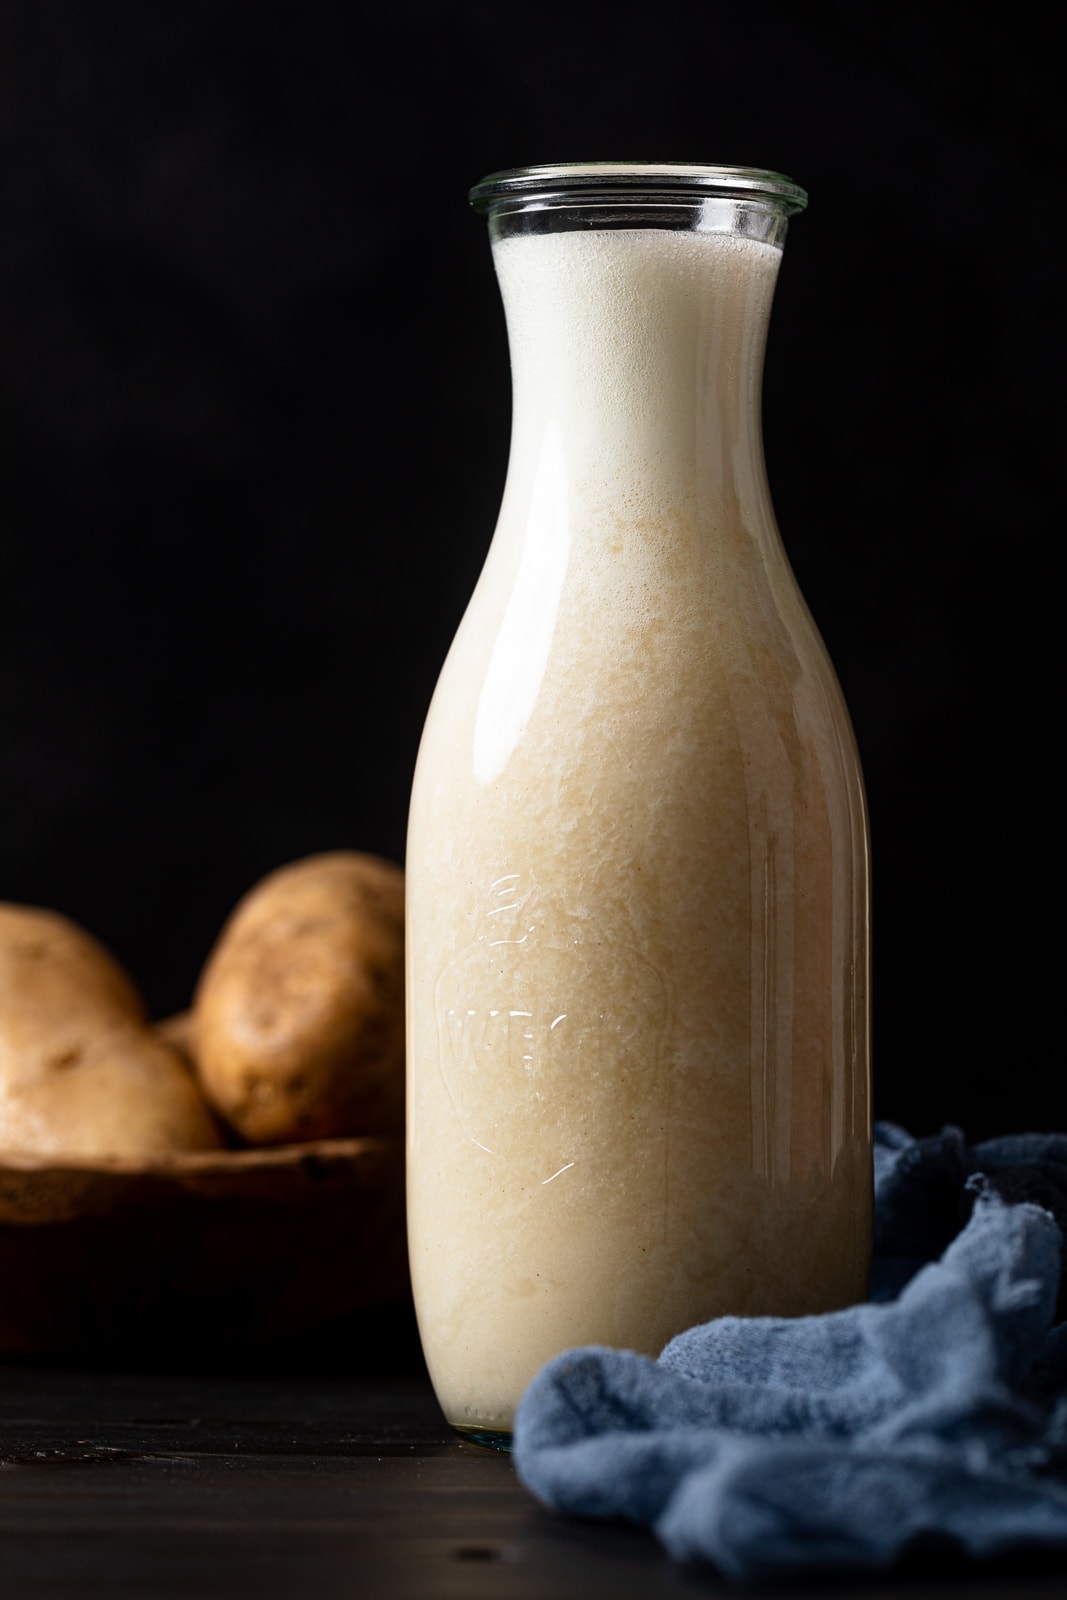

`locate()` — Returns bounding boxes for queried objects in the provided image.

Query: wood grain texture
[0,1362,1064,1599]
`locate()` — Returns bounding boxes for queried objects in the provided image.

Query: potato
[0,905,223,1160]
[153,1010,197,1074]
[0,903,145,1033]
[193,852,405,1145]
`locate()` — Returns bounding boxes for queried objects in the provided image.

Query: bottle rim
[469,162,808,215]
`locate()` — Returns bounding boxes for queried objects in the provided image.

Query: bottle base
[450,1423,513,1453]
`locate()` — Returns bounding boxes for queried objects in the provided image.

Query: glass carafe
[406,163,871,1444]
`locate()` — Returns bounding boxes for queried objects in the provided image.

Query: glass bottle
[406,163,871,1445]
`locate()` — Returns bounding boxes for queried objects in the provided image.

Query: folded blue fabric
[513,1126,1067,1581]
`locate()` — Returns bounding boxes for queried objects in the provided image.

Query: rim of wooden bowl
[0,1134,403,1178]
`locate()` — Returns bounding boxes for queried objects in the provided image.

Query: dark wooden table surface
[1,1310,1064,1600]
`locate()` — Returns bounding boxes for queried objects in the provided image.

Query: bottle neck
[490,211,785,549]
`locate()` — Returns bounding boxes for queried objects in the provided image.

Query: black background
[0,1,1060,1139]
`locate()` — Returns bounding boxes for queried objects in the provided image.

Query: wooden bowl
[0,1137,407,1358]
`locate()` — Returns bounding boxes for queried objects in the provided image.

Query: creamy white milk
[407,222,871,1434]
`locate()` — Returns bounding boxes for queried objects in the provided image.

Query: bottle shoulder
[414,534,861,791]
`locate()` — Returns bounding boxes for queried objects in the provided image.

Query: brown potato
[0,903,145,1033]
[153,1011,197,1074]
[193,852,405,1145]
[0,905,223,1160]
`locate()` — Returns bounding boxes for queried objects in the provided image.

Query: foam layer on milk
[496,226,779,510]
[484,227,783,624]
[469,226,786,783]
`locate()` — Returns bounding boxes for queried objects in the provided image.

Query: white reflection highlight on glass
[473,421,570,785]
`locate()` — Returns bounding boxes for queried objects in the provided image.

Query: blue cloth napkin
[513,1125,1067,1581]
